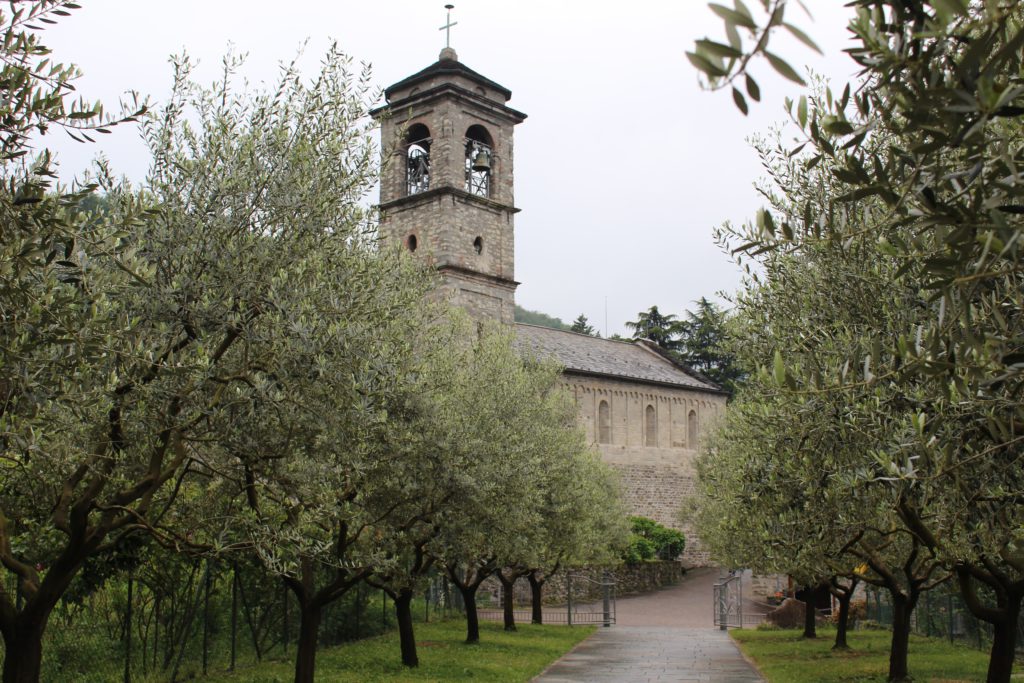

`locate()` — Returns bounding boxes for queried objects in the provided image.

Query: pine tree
[676,297,743,394]
[625,306,681,352]
[569,314,598,336]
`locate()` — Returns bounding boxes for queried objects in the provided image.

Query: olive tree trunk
[887,590,916,683]
[446,560,495,645]
[458,583,482,643]
[527,571,545,624]
[0,545,97,683]
[394,589,419,667]
[496,568,526,632]
[283,560,368,683]
[827,576,858,651]
[1,616,46,683]
[292,600,322,683]
[801,584,817,639]
[956,564,1024,683]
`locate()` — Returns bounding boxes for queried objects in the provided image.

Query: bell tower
[372,46,526,325]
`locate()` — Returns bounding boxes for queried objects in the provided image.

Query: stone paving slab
[533,627,764,683]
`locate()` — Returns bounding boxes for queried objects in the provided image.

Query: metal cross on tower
[439,4,457,48]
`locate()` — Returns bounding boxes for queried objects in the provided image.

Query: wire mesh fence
[862,584,1023,654]
[2,554,457,683]
[476,570,617,626]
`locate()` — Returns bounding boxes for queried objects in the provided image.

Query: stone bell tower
[372,46,526,325]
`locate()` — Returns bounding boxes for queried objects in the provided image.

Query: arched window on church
[598,400,611,444]
[465,124,493,197]
[645,404,657,447]
[688,409,698,449]
[406,123,431,196]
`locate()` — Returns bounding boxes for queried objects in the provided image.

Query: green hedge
[622,517,685,564]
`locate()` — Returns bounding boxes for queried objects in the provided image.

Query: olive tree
[212,289,446,679]
[425,324,597,644]
[135,46,457,683]
[0,3,158,680]
[492,401,627,633]
[692,4,1024,680]
[521,449,628,625]
[697,239,947,669]
[696,114,950,676]
[356,314,511,666]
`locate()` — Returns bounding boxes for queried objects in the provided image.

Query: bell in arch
[471,147,491,172]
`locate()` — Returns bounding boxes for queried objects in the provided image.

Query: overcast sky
[45,1,859,337]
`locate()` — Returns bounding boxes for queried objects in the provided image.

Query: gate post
[230,563,238,672]
[124,574,133,683]
[718,582,727,631]
[566,572,573,626]
[947,592,954,643]
[739,574,744,629]
[602,570,611,627]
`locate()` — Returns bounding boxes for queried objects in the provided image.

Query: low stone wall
[749,573,789,602]
[616,561,686,598]
[481,561,684,606]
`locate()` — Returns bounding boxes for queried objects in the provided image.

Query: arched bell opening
[406,123,431,196]
[464,124,493,197]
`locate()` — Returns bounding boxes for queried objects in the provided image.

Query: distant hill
[514,305,569,331]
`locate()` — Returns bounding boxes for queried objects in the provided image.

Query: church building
[371,47,727,566]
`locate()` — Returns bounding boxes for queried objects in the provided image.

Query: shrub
[622,517,686,564]
[623,536,658,564]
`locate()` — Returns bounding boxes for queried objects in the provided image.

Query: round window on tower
[473,236,483,254]
[406,234,418,252]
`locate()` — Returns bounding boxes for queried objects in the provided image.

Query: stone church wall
[378,147,518,325]
[379,79,519,208]
[374,52,730,573]
[565,374,726,567]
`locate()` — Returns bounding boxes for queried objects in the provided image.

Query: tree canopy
[691,2,1024,681]
[674,297,744,394]
[513,305,568,330]
[0,8,632,682]
[569,314,598,337]
[625,302,741,392]
[625,306,681,352]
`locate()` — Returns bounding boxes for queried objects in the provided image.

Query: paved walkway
[534,628,763,682]
[533,568,766,682]
[616,566,720,627]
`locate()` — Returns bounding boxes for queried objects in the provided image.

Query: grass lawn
[197,619,594,683]
[732,627,1000,682]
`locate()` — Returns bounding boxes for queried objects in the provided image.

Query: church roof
[513,324,724,393]
[384,57,512,101]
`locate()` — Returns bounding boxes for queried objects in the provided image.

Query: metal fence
[2,555,456,683]
[477,570,616,627]
[863,585,1024,654]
